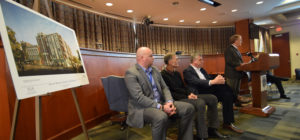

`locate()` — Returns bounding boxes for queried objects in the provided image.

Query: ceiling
[53,0,300,27]
[253,1,300,28]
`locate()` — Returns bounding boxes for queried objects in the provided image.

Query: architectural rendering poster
[0,0,89,99]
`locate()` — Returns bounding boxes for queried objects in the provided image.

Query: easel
[2,0,89,139]
[9,88,89,140]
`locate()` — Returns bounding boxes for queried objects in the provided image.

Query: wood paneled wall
[0,44,250,139]
[235,19,255,53]
[0,38,11,140]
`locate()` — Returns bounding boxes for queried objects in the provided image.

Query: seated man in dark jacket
[266,72,290,99]
[161,53,228,140]
[183,54,244,134]
[247,71,290,99]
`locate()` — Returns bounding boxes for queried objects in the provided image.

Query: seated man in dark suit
[161,53,228,140]
[247,71,290,99]
[267,71,290,99]
[125,47,195,140]
[183,54,244,134]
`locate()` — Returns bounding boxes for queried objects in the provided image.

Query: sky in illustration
[0,0,79,56]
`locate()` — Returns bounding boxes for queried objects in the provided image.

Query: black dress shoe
[193,135,207,140]
[208,128,230,139]
[280,95,291,99]
[223,123,244,134]
[235,102,243,107]
[279,77,289,81]
[195,138,207,140]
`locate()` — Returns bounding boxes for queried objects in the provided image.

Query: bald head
[137,47,151,59]
[136,47,154,68]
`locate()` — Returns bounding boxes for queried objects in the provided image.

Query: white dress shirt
[190,64,212,86]
[232,44,238,49]
[191,65,206,80]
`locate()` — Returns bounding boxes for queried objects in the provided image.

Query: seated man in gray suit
[125,47,195,140]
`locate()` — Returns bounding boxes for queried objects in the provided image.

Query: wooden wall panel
[0,45,250,140]
[235,19,255,53]
[0,39,11,140]
[202,54,251,74]
[203,54,225,74]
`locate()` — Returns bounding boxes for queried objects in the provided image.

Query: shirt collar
[164,68,175,75]
[190,64,201,71]
[139,64,152,73]
[232,44,238,50]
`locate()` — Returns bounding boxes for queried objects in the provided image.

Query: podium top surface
[236,53,279,71]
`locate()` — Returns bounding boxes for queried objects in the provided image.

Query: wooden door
[271,33,291,78]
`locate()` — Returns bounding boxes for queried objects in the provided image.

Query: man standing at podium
[224,34,247,107]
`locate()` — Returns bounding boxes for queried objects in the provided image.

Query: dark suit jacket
[124,64,173,128]
[183,65,215,94]
[224,45,244,79]
[161,70,195,100]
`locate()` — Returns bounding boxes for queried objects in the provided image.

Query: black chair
[296,69,300,80]
[101,76,129,130]
[101,76,179,139]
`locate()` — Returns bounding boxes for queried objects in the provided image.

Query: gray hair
[190,53,202,63]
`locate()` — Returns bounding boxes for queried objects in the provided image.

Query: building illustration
[36,32,73,67]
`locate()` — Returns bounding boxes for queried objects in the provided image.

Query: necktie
[145,69,161,103]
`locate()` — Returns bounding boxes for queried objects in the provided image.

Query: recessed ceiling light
[179,20,184,22]
[172,1,179,5]
[260,22,266,25]
[232,9,238,12]
[297,16,300,20]
[282,0,298,5]
[200,8,206,11]
[195,20,201,24]
[256,1,263,4]
[106,3,113,6]
[212,21,217,24]
[163,18,169,21]
[269,26,275,29]
[127,10,133,13]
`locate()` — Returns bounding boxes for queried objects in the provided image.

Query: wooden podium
[236,53,279,117]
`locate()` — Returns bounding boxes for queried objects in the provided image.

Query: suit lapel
[151,70,163,94]
[189,66,200,80]
[135,64,162,95]
[135,64,153,90]
[231,46,243,62]
[200,68,210,80]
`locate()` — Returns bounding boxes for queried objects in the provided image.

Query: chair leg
[126,126,129,140]
[120,121,127,131]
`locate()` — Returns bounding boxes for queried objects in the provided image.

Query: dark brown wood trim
[0,37,3,48]
[80,48,191,59]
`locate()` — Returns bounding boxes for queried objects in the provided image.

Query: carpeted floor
[73,81,300,140]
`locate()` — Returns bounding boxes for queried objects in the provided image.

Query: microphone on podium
[246,52,257,62]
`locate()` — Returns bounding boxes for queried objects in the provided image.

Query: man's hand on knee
[163,102,176,116]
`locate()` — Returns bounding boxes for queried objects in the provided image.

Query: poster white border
[0,0,89,99]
